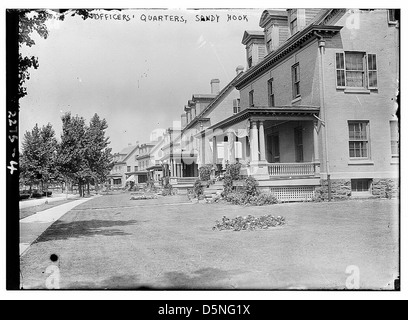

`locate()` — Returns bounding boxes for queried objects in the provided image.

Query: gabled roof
[241,30,265,45]
[182,70,244,132]
[234,23,342,89]
[119,145,136,155]
[191,94,217,100]
[259,9,288,28]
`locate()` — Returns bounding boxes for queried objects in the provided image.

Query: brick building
[198,9,399,201]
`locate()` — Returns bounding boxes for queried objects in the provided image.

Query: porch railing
[267,162,318,177]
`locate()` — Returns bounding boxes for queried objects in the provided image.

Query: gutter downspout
[315,31,331,201]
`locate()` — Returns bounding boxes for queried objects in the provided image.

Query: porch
[200,107,322,180]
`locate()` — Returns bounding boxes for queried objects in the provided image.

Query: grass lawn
[19,199,77,220]
[20,193,399,290]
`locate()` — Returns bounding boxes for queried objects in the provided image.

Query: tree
[17,9,92,100]
[56,112,89,197]
[83,113,113,193]
[20,123,58,193]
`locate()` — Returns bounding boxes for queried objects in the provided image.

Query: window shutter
[335,52,346,87]
[233,99,237,107]
[367,54,378,89]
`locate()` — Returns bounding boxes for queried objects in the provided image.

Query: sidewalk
[19,193,81,209]
[20,195,99,256]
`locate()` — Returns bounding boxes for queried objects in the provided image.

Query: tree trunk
[87,182,90,196]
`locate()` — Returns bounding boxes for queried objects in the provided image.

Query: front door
[267,133,280,163]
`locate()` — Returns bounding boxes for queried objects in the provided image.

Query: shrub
[245,176,259,197]
[226,163,242,181]
[162,179,176,196]
[213,214,286,231]
[193,179,204,198]
[224,191,278,206]
[223,173,234,196]
[199,165,212,181]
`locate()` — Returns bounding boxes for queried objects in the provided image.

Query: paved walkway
[20,196,99,256]
[19,194,81,209]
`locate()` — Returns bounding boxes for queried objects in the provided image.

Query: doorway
[267,133,280,163]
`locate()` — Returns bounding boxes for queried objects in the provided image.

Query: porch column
[250,120,259,162]
[313,123,320,162]
[228,131,235,164]
[171,160,176,177]
[258,121,266,162]
[212,136,218,164]
[200,132,206,166]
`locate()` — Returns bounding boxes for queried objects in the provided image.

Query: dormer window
[290,9,298,35]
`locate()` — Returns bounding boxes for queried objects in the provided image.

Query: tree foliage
[20,123,58,190]
[55,112,113,196]
[17,9,92,100]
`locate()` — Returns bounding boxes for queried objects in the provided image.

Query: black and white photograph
[5,3,403,297]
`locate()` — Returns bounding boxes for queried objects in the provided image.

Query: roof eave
[235,25,343,89]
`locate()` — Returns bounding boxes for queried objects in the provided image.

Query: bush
[193,179,204,198]
[225,163,242,181]
[199,165,212,181]
[213,214,286,231]
[162,179,176,196]
[223,173,234,196]
[245,176,259,197]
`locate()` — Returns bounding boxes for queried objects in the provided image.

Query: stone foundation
[318,178,399,201]
[318,179,352,201]
[372,179,399,199]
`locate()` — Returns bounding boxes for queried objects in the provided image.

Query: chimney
[181,113,187,128]
[236,65,244,75]
[210,79,220,95]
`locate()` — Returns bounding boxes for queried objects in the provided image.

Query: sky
[19,8,265,153]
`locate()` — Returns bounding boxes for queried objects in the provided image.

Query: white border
[1,0,406,301]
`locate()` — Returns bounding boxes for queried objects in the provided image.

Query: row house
[193,8,399,201]
[107,141,157,188]
[162,69,246,187]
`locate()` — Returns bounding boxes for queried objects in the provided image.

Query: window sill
[351,192,373,198]
[391,157,399,165]
[343,88,371,94]
[348,160,374,166]
[291,96,302,104]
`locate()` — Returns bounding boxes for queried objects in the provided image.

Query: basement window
[351,179,372,195]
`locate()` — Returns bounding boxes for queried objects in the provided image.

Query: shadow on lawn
[164,267,243,289]
[65,275,143,290]
[35,219,139,243]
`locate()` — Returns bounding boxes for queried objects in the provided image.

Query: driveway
[19,193,399,290]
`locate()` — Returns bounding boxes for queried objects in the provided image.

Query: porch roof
[206,106,320,131]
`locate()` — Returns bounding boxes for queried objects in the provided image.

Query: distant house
[107,144,138,188]
[107,141,156,188]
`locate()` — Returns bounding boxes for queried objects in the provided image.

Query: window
[351,179,372,194]
[349,121,370,159]
[266,28,272,52]
[292,63,300,99]
[290,9,298,34]
[233,99,241,114]
[390,121,399,157]
[248,56,253,68]
[336,52,378,89]
[388,9,399,23]
[134,166,138,172]
[127,166,131,172]
[249,90,254,107]
[268,78,275,107]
